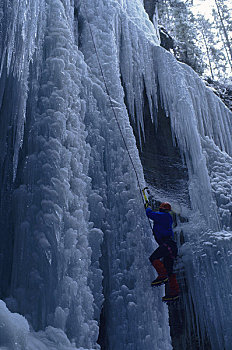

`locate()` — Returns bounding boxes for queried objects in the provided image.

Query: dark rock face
[126,82,212,349]
[168,294,212,350]
[138,101,212,348]
[134,87,190,204]
[204,78,232,112]
[140,109,189,201]
[143,0,158,21]
[159,27,174,52]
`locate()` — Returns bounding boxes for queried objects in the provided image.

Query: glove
[144,202,149,209]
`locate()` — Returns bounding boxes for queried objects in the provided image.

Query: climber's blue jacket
[146,207,174,245]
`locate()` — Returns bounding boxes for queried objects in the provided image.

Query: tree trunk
[201,28,215,79]
[214,0,232,65]
[214,9,232,71]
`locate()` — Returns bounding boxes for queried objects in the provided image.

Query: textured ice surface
[0,299,97,349]
[0,0,231,349]
[0,1,171,350]
[0,301,29,350]
[152,51,232,349]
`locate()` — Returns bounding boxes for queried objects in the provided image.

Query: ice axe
[142,187,150,208]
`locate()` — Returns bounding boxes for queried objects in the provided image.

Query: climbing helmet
[159,202,171,211]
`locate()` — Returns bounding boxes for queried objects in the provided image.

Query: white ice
[0,0,231,349]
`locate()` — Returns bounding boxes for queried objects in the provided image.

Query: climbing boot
[151,276,168,287]
[162,294,179,302]
[151,260,168,287]
[162,274,180,302]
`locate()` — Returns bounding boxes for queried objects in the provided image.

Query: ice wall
[0,0,231,349]
[0,1,172,349]
[102,2,232,349]
[152,50,232,350]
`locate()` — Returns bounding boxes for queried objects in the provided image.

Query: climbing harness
[163,243,176,260]
[82,2,152,225]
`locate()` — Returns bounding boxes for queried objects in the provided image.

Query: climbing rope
[82,2,153,231]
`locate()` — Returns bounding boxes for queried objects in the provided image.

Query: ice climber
[145,202,180,302]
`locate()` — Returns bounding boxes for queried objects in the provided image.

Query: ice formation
[0,0,231,349]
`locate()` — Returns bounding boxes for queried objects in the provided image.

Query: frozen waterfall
[0,0,231,350]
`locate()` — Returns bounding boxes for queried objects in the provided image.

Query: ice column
[10,1,99,347]
[79,1,172,349]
